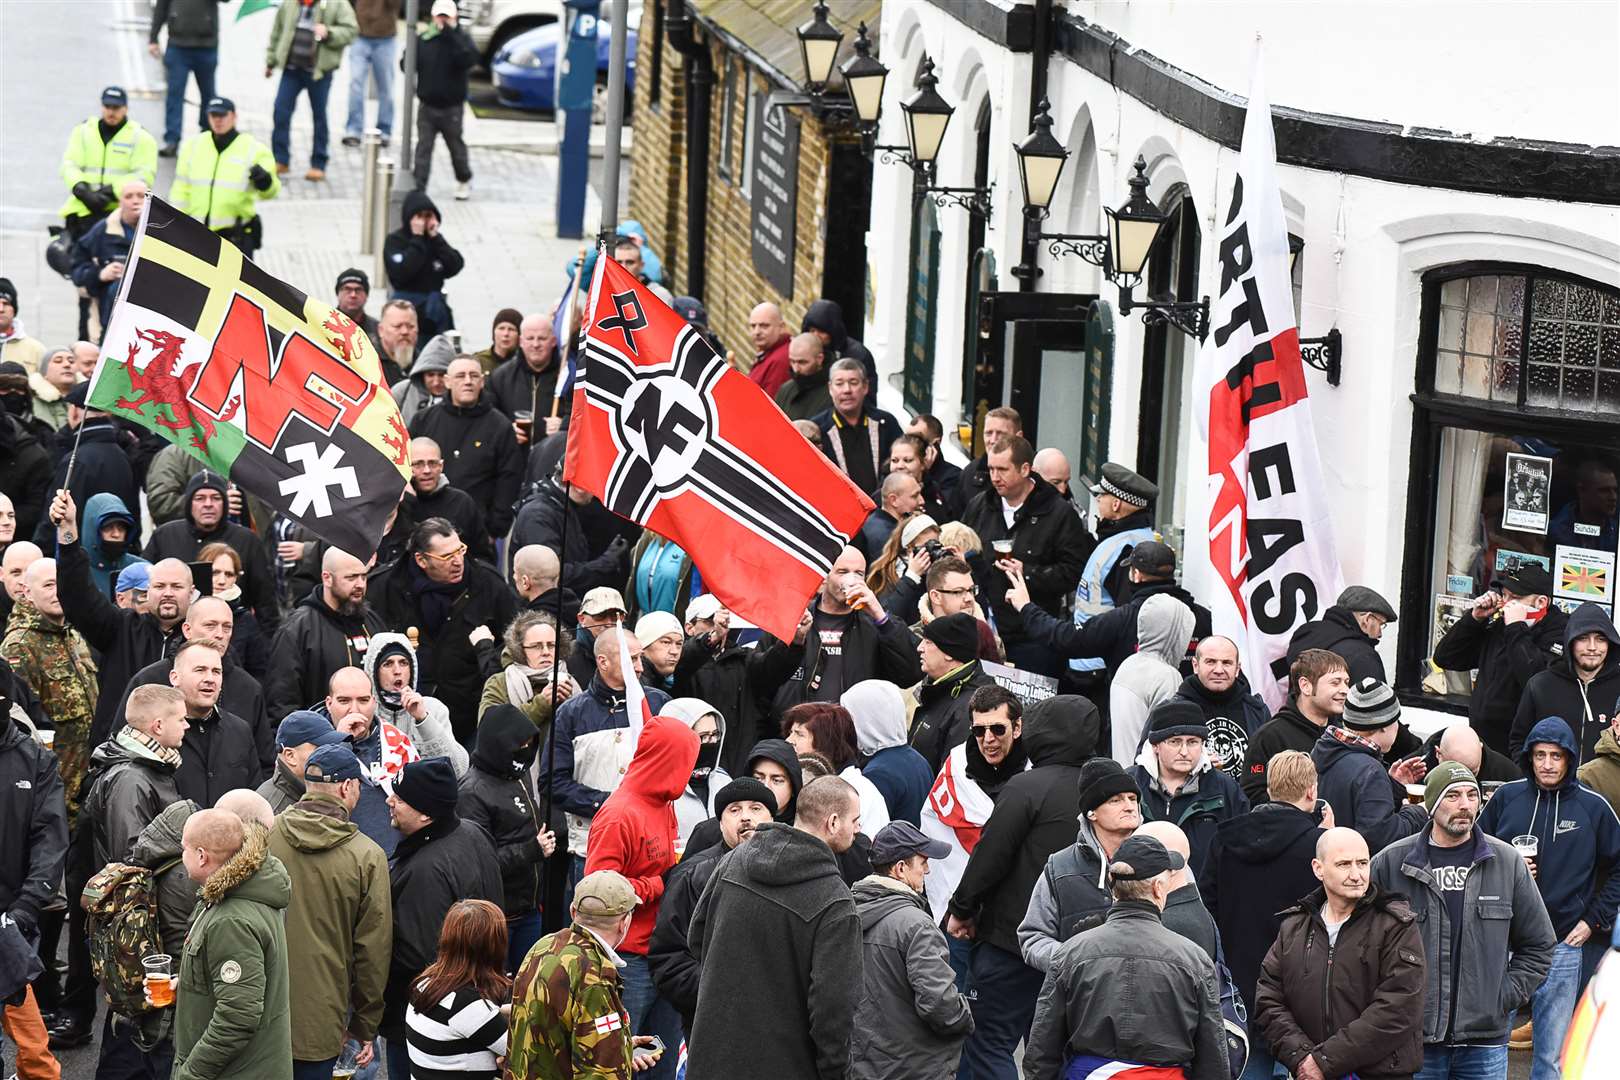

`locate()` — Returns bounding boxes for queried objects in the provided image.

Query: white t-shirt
[1323,911,1349,947]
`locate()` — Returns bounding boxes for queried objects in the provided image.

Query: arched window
[1399,266,1620,712]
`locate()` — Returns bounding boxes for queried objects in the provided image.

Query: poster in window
[1495,549,1551,577]
[1432,594,1474,657]
[1502,453,1552,534]
[1554,597,1612,618]
[1554,544,1616,605]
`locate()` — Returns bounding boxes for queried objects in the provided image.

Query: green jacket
[266,0,359,78]
[173,824,293,1080]
[507,924,633,1079]
[1578,728,1620,813]
[1,598,99,818]
[478,647,557,733]
[171,129,280,230]
[59,116,158,218]
[267,793,392,1058]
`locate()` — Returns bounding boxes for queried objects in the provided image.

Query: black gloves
[72,181,96,206]
[96,184,117,209]
[249,163,272,191]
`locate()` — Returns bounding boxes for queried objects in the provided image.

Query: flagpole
[598,0,629,244]
[540,485,571,825]
[549,246,588,420]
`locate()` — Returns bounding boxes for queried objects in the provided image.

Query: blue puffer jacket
[1479,716,1620,939]
[81,492,143,598]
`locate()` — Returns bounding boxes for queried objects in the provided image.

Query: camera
[923,539,946,562]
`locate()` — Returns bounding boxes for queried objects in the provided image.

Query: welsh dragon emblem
[115,327,240,451]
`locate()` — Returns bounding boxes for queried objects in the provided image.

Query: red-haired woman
[402,899,511,1080]
[782,701,891,834]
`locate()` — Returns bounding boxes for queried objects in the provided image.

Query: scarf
[406,558,462,636]
[827,410,881,482]
[116,724,182,769]
[505,662,541,706]
[214,583,242,604]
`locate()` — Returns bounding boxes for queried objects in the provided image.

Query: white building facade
[862,0,1620,729]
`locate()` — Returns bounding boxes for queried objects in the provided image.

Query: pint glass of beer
[143,954,173,1007]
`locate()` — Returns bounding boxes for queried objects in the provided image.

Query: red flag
[564,257,873,640]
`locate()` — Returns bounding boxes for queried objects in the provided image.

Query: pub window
[717,59,738,181]
[1135,189,1199,553]
[648,0,664,109]
[1399,266,1620,709]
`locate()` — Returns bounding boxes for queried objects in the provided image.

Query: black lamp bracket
[1299,328,1343,386]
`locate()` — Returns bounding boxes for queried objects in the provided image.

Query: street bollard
[373,159,395,289]
[360,130,383,254]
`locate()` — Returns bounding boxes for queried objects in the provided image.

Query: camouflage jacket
[505,924,632,1080]
[2,598,99,816]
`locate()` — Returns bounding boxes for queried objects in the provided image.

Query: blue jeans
[507,911,543,974]
[958,942,1044,1080]
[1415,1042,1509,1080]
[564,854,587,914]
[1240,1026,1285,1080]
[385,1037,411,1080]
[346,35,397,137]
[621,953,680,1080]
[292,1057,337,1080]
[1531,940,1583,1080]
[273,67,334,169]
[162,45,217,145]
[947,934,975,995]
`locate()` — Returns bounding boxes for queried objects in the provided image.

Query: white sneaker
[454,181,471,201]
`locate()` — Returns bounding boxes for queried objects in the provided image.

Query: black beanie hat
[1145,698,1210,744]
[492,307,524,334]
[1077,758,1137,815]
[0,362,28,394]
[0,278,17,313]
[335,267,369,294]
[922,612,979,664]
[389,756,459,821]
[713,777,778,818]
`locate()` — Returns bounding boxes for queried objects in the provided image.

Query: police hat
[205,97,235,116]
[101,86,129,108]
[1089,462,1158,508]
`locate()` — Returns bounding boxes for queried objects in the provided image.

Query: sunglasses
[420,543,468,562]
[971,723,1009,739]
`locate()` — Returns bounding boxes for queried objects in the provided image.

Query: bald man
[512,543,578,622]
[172,808,292,1080]
[489,312,568,436]
[265,545,389,722]
[53,489,200,748]
[855,471,924,561]
[1421,722,1523,784]
[2,540,43,604]
[113,594,273,772]
[1255,827,1424,1080]
[215,788,276,830]
[746,301,792,397]
[2,557,99,816]
[1135,820,1218,960]
[1033,447,1073,500]
[408,355,524,537]
[402,435,491,562]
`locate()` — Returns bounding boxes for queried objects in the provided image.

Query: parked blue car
[491,17,637,113]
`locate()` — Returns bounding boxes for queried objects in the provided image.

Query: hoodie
[361,630,467,776]
[384,191,464,297]
[801,298,877,390]
[1510,601,1620,764]
[1311,727,1427,856]
[1173,672,1270,786]
[661,697,731,844]
[581,714,700,954]
[843,679,933,826]
[81,491,142,597]
[686,821,862,1080]
[1478,716,1620,939]
[459,704,545,919]
[1109,593,1197,763]
[389,331,453,425]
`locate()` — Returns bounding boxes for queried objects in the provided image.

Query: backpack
[80,859,177,1018]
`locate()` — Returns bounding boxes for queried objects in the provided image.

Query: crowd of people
[4,5,1620,1080]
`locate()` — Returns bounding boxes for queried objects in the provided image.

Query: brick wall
[627,12,842,364]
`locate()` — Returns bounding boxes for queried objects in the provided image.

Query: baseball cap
[101,86,128,107]
[430,0,458,17]
[685,593,724,622]
[115,563,151,593]
[574,870,639,917]
[1123,540,1176,576]
[304,743,374,786]
[580,586,627,617]
[1490,565,1554,598]
[1110,834,1185,880]
[276,710,346,750]
[205,96,235,115]
[870,821,951,865]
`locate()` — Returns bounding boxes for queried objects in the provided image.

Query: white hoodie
[1109,594,1196,764]
[838,679,908,834]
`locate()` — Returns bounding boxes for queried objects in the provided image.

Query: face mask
[100,538,126,560]
[691,740,720,781]
[510,740,538,776]
[0,394,27,417]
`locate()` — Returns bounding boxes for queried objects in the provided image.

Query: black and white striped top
[404,985,508,1079]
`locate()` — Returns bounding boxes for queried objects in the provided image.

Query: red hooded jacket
[583,714,701,954]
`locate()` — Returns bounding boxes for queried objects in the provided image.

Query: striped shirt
[404,985,508,1079]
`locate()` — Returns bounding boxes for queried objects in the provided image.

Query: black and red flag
[86,196,410,556]
[564,255,873,640]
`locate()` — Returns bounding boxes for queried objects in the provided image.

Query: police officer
[1067,462,1159,691]
[58,86,158,338]
[506,870,663,1077]
[170,97,279,258]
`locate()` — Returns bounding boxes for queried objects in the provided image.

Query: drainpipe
[665,2,713,299]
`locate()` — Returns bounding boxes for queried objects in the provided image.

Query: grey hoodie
[1018,815,1113,972]
[662,697,731,844]
[361,631,468,777]
[1109,594,1196,763]
[389,333,454,426]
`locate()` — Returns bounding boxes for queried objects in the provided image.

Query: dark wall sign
[750,96,800,297]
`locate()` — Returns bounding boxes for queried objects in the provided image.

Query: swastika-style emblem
[596,289,649,355]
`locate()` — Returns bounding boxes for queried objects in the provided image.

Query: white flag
[1193,51,1344,711]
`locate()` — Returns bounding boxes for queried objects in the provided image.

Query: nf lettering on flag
[87,196,410,557]
[1192,52,1343,711]
[564,256,872,641]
